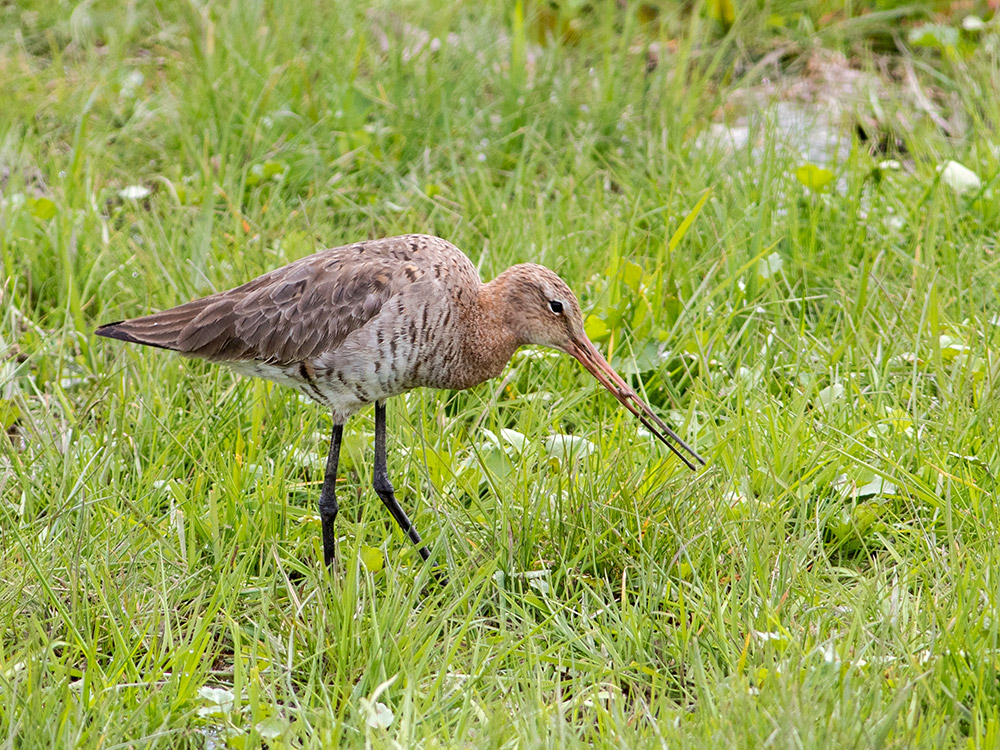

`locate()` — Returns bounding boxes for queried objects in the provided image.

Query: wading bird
[97,234,704,567]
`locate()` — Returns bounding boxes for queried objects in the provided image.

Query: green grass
[3,0,1000,746]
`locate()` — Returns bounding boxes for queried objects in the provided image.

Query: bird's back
[96,234,487,421]
[97,234,479,364]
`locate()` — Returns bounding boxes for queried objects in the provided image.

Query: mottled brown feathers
[97,234,461,365]
[95,234,589,414]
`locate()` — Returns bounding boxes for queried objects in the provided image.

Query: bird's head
[489,262,706,471]
[494,264,586,353]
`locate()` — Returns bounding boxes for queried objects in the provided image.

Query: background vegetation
[2,0,1000,746]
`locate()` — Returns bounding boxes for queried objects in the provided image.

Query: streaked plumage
[97,234,704,569]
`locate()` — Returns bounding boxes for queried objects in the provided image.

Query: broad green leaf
[256,717,290,740]
[247,164,266,185]
[262,160,286,179]
[856,478,896,498]
[28,197,57,220]
[456,464,482,497]
[939,334,968,360]
[794,164,834,191]
[615,339,661,375]
[474,445,513,482]
[360,545,384,572]
[196,686,235,716]
[829,503,884,548]
[885,409,913,432]
[908,23,959,50]
[852,503,883,534]
[421,447,452,490]
[584,314,610,341]
[0,400,20,431]
[543,433,595,462]
[707,0,735,25]
[245,161,285,186]
[629,293,654,338]
[522,592,548,612]
[815,383,844,409]
[828,509,857,546]
[498,428,528,454]
[622,261,643,292]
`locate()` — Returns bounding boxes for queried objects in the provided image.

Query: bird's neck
[452,276,521,389]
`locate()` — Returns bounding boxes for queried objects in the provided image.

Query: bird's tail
[95,319,178,350]
[95,297,223,354]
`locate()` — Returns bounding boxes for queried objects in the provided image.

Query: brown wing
[95,234,465,363]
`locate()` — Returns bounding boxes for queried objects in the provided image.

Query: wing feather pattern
[95,235,451,364]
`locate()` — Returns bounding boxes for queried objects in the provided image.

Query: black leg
[319,422,343,567]
[372,401,431,561]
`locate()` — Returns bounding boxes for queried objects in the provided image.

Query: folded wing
[96,246,429,364]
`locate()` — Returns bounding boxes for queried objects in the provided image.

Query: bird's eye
[549,300,563,314]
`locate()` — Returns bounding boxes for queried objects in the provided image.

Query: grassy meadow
[3,0,1000,746]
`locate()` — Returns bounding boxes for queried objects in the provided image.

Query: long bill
[566,337,706,471]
